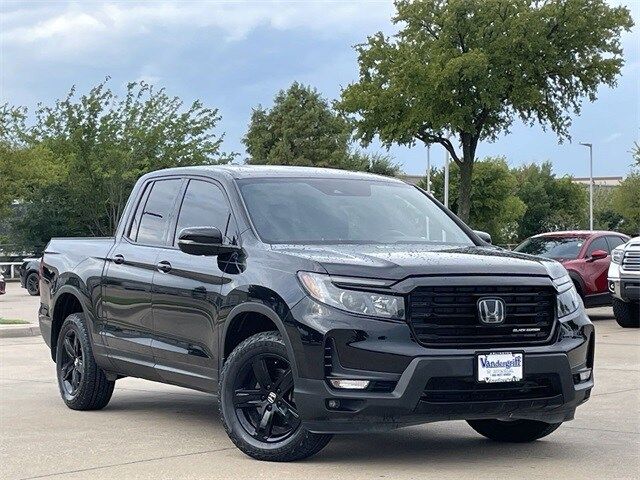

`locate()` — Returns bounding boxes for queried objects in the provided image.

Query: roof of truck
[152,165,405,183]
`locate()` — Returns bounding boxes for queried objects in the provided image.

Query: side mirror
[474,230,492,244]
[177,227,239,256]
[589,249,608,261]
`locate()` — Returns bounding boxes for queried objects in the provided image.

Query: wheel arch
[221,302,298,377]
[50,286,91,361]
[567,270,586,298]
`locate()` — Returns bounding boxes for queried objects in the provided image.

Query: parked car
[39,166,594,462]
[19,258,41,296]
[514,231,629,308]
[608,237,640,328]
[0,273,5,295]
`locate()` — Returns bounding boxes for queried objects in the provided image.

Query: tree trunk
[457,133,477,224]
[457,160,473,223]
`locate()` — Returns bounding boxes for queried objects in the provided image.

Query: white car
[608,236,640,327]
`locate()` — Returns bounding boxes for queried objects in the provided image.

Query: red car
[515,230,630,307]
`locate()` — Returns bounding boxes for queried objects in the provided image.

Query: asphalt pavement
[0,286,638,479]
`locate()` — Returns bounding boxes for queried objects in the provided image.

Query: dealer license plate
[477,352,523,383]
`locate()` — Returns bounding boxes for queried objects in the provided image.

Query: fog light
[608,281,616,293]
[327,399,340,409]
[574,369,592,383]
[328,379,370,390]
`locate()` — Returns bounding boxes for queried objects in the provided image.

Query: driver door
[151,178,237,391]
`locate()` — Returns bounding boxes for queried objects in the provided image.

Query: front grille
[408,285,556,347]
[622,250,640,271]
[422,374,562,403]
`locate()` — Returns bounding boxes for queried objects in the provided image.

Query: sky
[1,0,639,178]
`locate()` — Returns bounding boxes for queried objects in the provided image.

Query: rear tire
[218,331,332,461]
[612,298,640,328]
[55,313,115,410]
[25,272,39,296]
[467,419,562,442]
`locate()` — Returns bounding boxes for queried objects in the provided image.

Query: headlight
[297,271,405,320]
[611,247,624,264]
[556,282,581,318]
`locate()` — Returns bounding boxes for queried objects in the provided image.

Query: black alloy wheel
[55,313,115,410]
[219,331,332,461]
[59,329,84,397]
[233,353,300,442]
[26,272,39,296]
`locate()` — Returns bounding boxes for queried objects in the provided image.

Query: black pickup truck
[39,166,594,461]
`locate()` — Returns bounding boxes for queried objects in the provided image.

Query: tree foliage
[243,82,401,176]
[611,172,640,235]
[419,157,525,243]
[514,162,587,238]
[1,79,233,248]
[348,151,402,176]
[338,0,633,221]
[244,82,352,168]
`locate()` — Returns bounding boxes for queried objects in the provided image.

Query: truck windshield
[514,236,585,260]
[237,178,474,246]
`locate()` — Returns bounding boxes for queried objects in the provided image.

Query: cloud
[603,132,623,143]
[2,1,394,54]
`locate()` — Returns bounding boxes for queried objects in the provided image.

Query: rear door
[583,236,610,295]
[151,178,236,391]
[102,177,183,377]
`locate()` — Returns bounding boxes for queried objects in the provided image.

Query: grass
[0,318,30,325]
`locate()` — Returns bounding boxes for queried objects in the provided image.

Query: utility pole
[579,142,594,230]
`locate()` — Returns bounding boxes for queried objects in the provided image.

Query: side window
[174,180,235,245]
[136,179,182,246]
[586,237,609,257]
[606,236,626,252]
[127,183,151,240]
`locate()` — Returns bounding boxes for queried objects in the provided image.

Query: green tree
[338,0,633,222]
[632,142,640,167]
[419,157,526,243]
[244,82,352,168]
[348,151,402,176]
[611,172,640,235]
[1,79,233,248]
[514,162,587,238]
[593,186,624,232]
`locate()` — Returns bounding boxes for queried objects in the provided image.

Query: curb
[0,324,41,338]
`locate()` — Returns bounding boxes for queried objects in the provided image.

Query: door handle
[156,261,172,273]
[113,254,125,265]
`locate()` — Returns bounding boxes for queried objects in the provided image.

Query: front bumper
[608,277,640,302]
[288,299,594,434]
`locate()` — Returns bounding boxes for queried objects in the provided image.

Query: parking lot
[1,285,638,479]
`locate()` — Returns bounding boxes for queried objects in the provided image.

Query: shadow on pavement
[101,387,585,466]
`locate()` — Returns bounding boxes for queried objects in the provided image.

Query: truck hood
[271,243,566,281]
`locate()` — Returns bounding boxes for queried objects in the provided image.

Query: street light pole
[579,142,594,231]
[444,147,450,208]
[426,144,431,194]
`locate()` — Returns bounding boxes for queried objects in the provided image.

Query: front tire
[25,272,39,296]
[467,419,562,442]
[218,331,332,461]
[612,298,640,328]
[55,313,115,410]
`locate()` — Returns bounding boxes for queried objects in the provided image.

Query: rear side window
[127,183,151,240]
[586,237,609,256]
[606,236,626,252]
[173,180,234,244]
[135,179,182,246]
